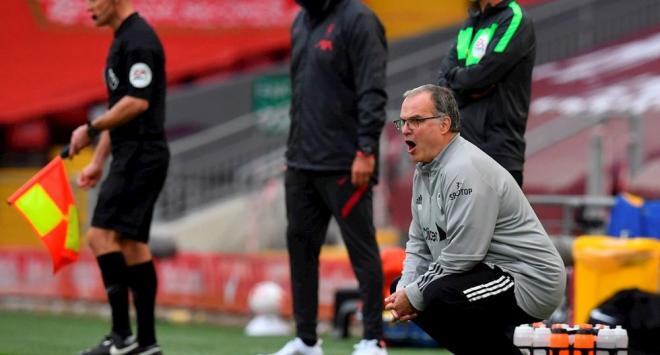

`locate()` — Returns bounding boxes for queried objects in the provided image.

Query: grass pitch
[0,310,449,355]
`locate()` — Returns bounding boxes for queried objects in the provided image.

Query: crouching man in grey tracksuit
[385,84,565,355]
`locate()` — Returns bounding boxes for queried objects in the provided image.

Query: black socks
[97,252,131,338]
[301,338,318,347]
[127,260,158,346]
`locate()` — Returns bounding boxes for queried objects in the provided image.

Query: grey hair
[402,84,461,132]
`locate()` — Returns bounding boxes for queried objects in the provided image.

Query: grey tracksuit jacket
[398,135,565,319]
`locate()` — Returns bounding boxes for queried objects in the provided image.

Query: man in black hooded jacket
[265,0,388,354]
[438,0,535,187]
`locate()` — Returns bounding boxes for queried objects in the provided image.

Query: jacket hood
[296,0,342,19]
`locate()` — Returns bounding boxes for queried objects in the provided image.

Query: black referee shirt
[105,13,166,144]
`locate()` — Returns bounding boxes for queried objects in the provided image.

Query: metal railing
[527,194,615,236]
[156,111,286,220]
[526,111,644,234]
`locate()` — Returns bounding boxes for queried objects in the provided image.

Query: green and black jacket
[438,0,535,173]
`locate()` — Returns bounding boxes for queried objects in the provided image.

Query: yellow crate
[572,235,660,323]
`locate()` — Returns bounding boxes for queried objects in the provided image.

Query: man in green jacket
[438,0,535,187]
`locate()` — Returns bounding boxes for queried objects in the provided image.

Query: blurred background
[2,0,660,353]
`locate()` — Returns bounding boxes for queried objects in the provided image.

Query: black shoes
[125,344,162,355]
[79,333,137,355]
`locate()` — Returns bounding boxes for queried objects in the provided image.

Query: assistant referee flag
[7,156,80,273]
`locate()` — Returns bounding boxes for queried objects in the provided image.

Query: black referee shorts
[92,141,169,242]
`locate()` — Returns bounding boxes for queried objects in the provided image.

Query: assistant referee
[68,1,168,355]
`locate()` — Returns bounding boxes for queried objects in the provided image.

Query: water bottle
[614,326,628,355]
[549,325,570,355]
[532,322,546,328]
[514,324,534,355]
[567,325,577,347]
[573,327,595,355]
[595,328,615,355]
[533,326,551,355]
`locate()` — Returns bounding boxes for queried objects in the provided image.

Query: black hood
[295,0,335,19]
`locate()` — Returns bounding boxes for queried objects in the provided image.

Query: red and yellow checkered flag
[7,156,80,273]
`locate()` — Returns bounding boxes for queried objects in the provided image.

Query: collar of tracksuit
[417,134,461,175]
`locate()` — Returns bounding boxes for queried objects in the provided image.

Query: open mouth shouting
[405,140,417,154]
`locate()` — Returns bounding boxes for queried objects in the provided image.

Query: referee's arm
[69,96,147,155]
[91,96,148,131]
[76,131,111,189]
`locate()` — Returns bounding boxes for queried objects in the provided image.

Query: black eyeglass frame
[393,114,447,131]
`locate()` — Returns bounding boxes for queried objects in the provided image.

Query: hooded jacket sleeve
[347,11,388,153]
[398,215,433,292]
[445,8,534,93]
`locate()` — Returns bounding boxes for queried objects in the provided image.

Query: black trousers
[391,264,539,355]
[285,169,384,341]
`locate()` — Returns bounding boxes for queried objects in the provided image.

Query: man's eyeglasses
[393,114,446,132]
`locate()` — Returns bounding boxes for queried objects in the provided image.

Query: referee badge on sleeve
[129,63,152,88]
[106,68,119,90]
